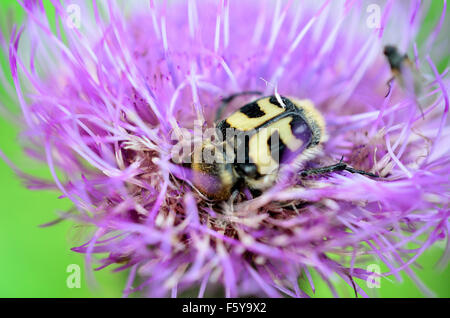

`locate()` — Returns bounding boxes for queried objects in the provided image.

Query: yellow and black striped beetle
[190,94,377,201]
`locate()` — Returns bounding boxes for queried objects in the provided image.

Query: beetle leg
[300,157,378,178]
[384,75,395,97]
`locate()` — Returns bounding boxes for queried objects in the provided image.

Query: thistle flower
[1,0,449,298]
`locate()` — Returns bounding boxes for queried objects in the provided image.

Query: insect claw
[385,76,394,97]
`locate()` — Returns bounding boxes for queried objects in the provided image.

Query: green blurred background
[0,0,448,298]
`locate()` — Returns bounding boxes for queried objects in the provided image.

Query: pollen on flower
[1,0,449,298]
